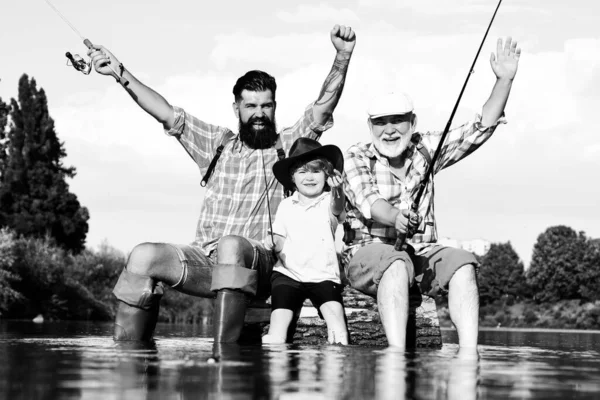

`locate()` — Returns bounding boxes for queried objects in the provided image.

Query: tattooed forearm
[314,51,352,122]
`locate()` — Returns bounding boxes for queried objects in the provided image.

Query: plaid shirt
[342,114,506,260]
[166,104,333,255]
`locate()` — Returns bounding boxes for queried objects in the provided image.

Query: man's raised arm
[88,46,175,130]
[480,37,521,127]
[312,25,356,125]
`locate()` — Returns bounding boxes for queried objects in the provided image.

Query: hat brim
[272,144,344,191]
[368,111,413,119]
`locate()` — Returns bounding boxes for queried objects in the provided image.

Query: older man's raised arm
[481,37,521,127]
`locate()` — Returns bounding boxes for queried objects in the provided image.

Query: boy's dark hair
[289,157,335,192]
[232,70,277,102]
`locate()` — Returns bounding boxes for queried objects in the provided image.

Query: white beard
[372,130,413,159]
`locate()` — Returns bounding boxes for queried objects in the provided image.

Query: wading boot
[212,289,248,343]
[113,301,159,342]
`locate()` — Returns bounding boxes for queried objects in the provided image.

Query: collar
[290,191,329,208]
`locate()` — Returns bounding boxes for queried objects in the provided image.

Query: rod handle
[394,233,407,251]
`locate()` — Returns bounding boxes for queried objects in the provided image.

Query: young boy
[262,137,348,345]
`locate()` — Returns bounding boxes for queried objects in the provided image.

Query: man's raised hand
[87,45,121,77]
[490,37,521,81]
[330,24,356,54]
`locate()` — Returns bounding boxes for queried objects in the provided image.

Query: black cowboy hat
[273,137,344,191]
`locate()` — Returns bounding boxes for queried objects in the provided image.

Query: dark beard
[238,116,278,149]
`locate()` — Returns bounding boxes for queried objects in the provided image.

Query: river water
[1,320,599,399]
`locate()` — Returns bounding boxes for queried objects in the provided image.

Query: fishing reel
[65,52,91,75]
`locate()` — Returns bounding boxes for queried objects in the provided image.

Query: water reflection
[1,321,599,399]
[375,349,407,399]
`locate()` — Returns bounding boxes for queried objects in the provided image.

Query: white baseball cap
[367,92,414,119]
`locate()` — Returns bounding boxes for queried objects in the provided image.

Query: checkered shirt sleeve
[165,106,234,173]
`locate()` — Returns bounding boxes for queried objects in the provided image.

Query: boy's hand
[327,170,344,197]
[265,232,284,254]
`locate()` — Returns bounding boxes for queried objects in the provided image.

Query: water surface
[1,321,599,399]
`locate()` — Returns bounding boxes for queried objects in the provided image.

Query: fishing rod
[394,0,503,251]
[45,0,129,86]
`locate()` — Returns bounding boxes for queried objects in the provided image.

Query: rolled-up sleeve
[424,113,507,173]
[280,103,334,149]
[343,147,383,219]
[164,106,232,170]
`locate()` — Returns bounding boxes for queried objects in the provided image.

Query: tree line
[474,226,600,329]
[0,74,598,328]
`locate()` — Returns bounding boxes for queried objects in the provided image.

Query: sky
[1,0,599,266]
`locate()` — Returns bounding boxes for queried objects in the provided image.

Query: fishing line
[45,0,85,40]
[261,149,276,247]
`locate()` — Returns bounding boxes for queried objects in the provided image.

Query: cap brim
[368,111,413,119]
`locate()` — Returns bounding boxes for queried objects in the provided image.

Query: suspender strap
[201,130,235,187]
[411,133,433,166]
[201,133,286,187]
[275,135,285,161]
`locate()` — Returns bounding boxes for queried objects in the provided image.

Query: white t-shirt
[271,191,342,284]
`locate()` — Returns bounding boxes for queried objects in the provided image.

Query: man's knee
[450,263,478,285]
[127,242,170,276]
[217,235,254,266]
[378,260,412,287]
[448,263,479,298]
[212,236,258,295]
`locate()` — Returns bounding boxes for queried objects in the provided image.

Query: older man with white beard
[342,37,520,351]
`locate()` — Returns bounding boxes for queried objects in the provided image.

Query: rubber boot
[212,289,248,343]
[113,301,159,342]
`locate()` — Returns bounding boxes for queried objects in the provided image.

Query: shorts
[344,243,478,297]
[270,271,344,313]
[169,238,276,299]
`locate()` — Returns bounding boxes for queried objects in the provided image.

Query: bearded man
[342,37,520,351]
[88,24,356,344]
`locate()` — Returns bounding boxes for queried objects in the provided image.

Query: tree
[579,241,600,302]
[478,242,527,305]
[0,75,89,253]
[526,225,587,302]
[0,94,8,178]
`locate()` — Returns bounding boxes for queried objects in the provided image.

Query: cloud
[357,0,548,15]
[210,32,327,70]
[37,10,600,267]
[276,5,360,23]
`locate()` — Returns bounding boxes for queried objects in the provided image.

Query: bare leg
[319,301,348,344]
[263,309,294,344]
[377,260,410,349]
[448,264,479,349]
